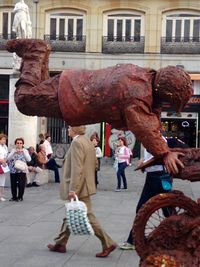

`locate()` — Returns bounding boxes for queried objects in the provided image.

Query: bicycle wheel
[133,190,199,259]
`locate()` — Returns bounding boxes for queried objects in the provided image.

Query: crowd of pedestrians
[0,133,61,202]
[0,127,192,260]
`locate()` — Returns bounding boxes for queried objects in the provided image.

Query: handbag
[160,173,173,191]
[0,164,10,174]
[14,160,28,172]
[113,157,118,173]
[65,195,94,235]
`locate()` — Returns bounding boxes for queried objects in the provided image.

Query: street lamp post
[33,0,39,38]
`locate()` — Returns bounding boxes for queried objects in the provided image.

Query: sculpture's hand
[164,151,185,175]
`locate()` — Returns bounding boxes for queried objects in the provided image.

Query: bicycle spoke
[144,209,166,237]
[143,205,190,239]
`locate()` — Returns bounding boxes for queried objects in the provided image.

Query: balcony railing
[44,35,86,52]
[161,37,200,54]
[0,33,16,50]
[102,36,145,54]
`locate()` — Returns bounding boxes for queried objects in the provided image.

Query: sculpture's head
[153,66,193,112]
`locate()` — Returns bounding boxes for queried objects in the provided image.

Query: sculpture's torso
[58,64,155,128]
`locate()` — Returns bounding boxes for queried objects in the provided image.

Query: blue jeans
[117,162,127,189]
[46,158,60,183]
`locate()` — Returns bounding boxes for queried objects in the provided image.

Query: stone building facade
[0,0,200,149]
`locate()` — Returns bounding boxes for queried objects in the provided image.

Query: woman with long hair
[115,137,130,192]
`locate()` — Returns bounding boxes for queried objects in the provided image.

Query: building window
[47,118,71,144]
[46,10,85,41]
[103,11,144,42]
[162,12,200,42]
[0,10,15,39]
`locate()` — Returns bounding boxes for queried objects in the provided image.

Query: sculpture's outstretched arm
[136,147,200,181]
[125,103,184,174]
[125,103,168,157]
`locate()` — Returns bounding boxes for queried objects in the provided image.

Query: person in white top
[90,136,103,187]
[0,134,9,201]
[115,137,131,192]
[119,147,169,250]
[43,134,53,159]
[119,136,188,250]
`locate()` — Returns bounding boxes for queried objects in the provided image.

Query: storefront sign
[183,95,200,112]
[188,96,200,104]
[162,95,200,112]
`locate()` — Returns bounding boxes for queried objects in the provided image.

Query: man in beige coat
[48,126,117,257]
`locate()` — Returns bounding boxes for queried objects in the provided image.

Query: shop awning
[189,74,200,80]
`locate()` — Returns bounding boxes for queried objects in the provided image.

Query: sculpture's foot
[6,39,50,58]
[7,39,51,84]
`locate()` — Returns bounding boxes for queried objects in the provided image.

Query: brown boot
[7,39,61,118]
[7,39,51,86]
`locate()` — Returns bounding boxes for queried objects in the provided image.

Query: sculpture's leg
[6,39,62,118]
[20,20,26,39]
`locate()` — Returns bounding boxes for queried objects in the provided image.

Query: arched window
[162,11,200,42]
[103,10,144,42]
[46,9,86,41]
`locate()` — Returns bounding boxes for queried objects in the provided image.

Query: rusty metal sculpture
[6,39,199,266]
[134,148,200,267]
[6,39,193,176]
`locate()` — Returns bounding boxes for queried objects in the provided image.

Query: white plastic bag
[113,157,118,173]
[65,195,94,235]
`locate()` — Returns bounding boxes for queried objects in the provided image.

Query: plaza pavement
[0,159,199,267]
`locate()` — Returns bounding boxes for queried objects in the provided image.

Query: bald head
[68,125,86,138]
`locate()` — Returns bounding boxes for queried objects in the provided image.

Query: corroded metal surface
[134,190,200,267]
[6,38,200,267]
[138,148,200,182]
[173,148,200,181]
[140,254,182,267]
[6,39,193,162]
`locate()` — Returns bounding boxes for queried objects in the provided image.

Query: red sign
[188,96,200,104]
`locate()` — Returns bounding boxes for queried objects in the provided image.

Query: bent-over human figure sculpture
[6,39,193,175]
